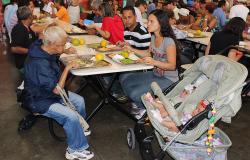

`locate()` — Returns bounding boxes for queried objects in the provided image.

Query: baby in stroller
[135,55,248,160]
[144,74,208,132]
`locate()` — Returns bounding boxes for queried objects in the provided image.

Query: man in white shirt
[67,0,80,24]
[4,1,18,42]
[229,0,249,21]
[134,7,143,25]
[42,0,57,14]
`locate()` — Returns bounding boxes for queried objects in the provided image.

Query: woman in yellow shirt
[51,0,70,23]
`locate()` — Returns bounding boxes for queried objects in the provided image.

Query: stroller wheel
[127,128,136,150]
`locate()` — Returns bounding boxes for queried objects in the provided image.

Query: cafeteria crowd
[1,0,250,159]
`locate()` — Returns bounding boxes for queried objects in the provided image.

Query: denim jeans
[120,71,174,108]
[43,91,89,153]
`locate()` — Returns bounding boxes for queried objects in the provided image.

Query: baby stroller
[127,55,248,160]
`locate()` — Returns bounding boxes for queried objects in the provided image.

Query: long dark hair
[99,2,114,17]
[149,9,176,41]
[149,9,181,70]
[223,17,246,40]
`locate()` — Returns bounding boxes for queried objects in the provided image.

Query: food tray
[187,34,207,38]
[87,43,119,52]
[96,47,113,52]
[86,43,101,49]
[96,46,122,52]
[106,52,141,65]
[66,27,87,35]
[66,32,88,35]
[32,19,47,24]
[60,55,111,69]
[187,32,207,38]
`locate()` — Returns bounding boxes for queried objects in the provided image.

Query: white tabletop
[62,35,153,76]
[55,19,87,34]
[70,59,153,76]
[185,32,213,46]
[70,35,104,44]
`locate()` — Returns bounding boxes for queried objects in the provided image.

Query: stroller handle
[151,82,182,126]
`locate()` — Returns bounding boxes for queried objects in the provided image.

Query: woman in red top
[87,2,124,44]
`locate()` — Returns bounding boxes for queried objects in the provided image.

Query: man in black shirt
[11,6,37,73]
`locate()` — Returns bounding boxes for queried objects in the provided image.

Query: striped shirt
[124,23,151,50]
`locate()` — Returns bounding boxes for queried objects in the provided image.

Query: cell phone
[83,19,94,26]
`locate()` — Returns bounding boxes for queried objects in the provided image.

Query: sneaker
[65,149,94,160]
[84,129,91,136]
[111,93,128,103]
[134,109,146,120]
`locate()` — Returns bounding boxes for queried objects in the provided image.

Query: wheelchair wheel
[127,128,136,149]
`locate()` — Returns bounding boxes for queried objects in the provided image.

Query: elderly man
[11,6,37,73]
[23,26,94,160]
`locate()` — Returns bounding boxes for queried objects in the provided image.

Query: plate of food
[32,18,47,24]
[87,40,108,49]
[66,27,87,35]
[187,30,207,38]
[96,47,113,52]
[60,55,111,69]
[106,51,141,65]
[86,40,119,52]
[86,43,101,49]
[96,45,121,52]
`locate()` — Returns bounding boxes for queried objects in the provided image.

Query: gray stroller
[127,55,248,160]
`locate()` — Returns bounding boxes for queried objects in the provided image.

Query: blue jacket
[23,40,61,114]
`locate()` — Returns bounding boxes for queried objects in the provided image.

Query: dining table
[60,34,153,122]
